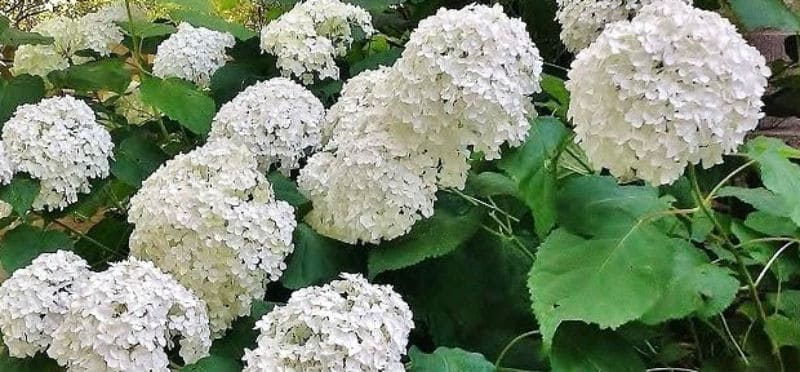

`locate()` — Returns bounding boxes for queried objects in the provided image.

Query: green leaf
[556,175,675,237]
[746,143,800,227]
[48,59,132,93]
[0,74,45,125]
[408,347,495,372]
[728,0,800,32]
[159,0,214,12]
[768,290,800,318]
[346,0,405,13]
[117,21,177,39]
[717,187,789,216]
[498,117,569,237]
[745,211,798,237]
[764,314,800,348]
[540,73,569,107]
[639,244,738,324]
[384,232,540,370]
[182,355,240,372]
[267,172,309,207]
[464,171,520,199]
[110,133,170,187]
[198,300,275,364]
[0,225,74,273]
[281,223,364,289]
[529,227,676,346]
[349,48,402,75]
[368,199,483,278]
[73,216,131,267]
[746,136,800,159]
[0,348,61,372]
[210,61,267,104]
[0,175,40,216]
[550,322,644,372]
[170,9,257,40]
[140,76,216,135]
[0,27,54,46]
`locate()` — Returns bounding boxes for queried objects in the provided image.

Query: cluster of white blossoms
[209,78,325,173]
[0,141,15,185]
[152,22,235,87]
[2,96,114,211]
[555,0,692,53]
[242,273,413,372]
[300,4,543,243]
[48,258,212,372]
[128,140,296,336]
[260,0,374,84]
[11,1,144,77]
[567,0,770,185]
[0,251,90,358]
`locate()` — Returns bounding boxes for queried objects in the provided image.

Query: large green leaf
[728,0,800,32]
[529,227,676,345]
[48,59,132,93]
[746,139,800,227]
[281,223,364,289]
[717,186,789,216]
[0,175,40,216]
[140,76,216,135]
[110,133,170,187]
[764,314,800,348]
[368,196,483,278]
[550,322,644,372]
[170,9,257,40]
[210,61,267,104]
[639,244,739,324]
[267,172,309,208]
[0,27,53,46]
[0,225,74,273]
[0,74,45,125]
[407,347,495,372]
[498,117,569,237]
[384,232,541,370]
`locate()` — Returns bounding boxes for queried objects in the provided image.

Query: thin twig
[720,314,749,365]
[495,330,540,368]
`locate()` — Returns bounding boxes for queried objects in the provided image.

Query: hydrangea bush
[1,0,799,371]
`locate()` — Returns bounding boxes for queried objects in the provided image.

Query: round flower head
[31,16,88,57]
[79,0,145,56]
[152,22,235,86]
[556,0,690,53]
[10,44,69,77]
[242,273,414,372]
[298,145,438,244]
[209,78,325,174]
[260,0,374,84]
[567,0,770,185]
[0,251,90,358]
[48,257,212,372]
[128,140,296,335]
[2,96,113,211]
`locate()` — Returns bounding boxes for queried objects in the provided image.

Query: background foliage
[1,0,800,371]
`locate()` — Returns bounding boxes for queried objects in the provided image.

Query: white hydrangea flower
[2,96,113,211]
[79,0,145,56]
[128,140,296,336]
[260,0,374,84]
[32,16,88,57]
[0,200,12,219]
[48,257,212,372]
[0,141,15,185]
[299,145,438,244]
[209,78,325,174]
[152,22,235,87]
[242,273,413,372]
[567,0,770,185]
[10,44,69,77]
[0,251,90,358]
[555,0,692,53]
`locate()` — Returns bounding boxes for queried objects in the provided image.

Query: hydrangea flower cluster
[152,22,235,87]
[0,251,90,358]
[128,140,296,335]
[2,96,114,211]
[567,0,770,185]
[260,0,374,84]
[11,1,143,77]
[242,273,413,372]
[0,141,15,185]
[299,4,543,243]
[48,258,212,372]
[555,0,692,53]
[209,78,325,173]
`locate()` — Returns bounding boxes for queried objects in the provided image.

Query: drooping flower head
[260,0,374,84]
[2,96,114,211]
[0,251,90,358]
[242,273,414,372]
[128,140,296,335]
[209,78,325,174]
[567,0,770,185]
[153,22,235,86]
[47,257,211,372]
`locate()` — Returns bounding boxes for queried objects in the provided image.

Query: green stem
[495,330,540,368]
[51,219,120,256]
